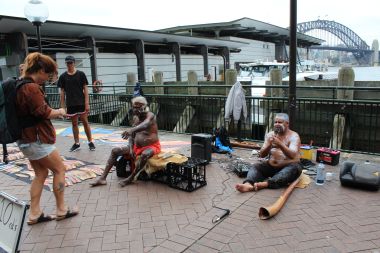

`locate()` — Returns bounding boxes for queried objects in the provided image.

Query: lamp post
[24,0,49,53]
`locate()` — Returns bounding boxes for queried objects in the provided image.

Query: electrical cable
[210,153,236,223]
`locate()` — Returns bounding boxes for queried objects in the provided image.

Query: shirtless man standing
[90,96,160,187]
[235,113,302,192]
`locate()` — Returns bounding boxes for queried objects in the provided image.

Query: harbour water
[330,66,380,81]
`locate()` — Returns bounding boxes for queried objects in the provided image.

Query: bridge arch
[297,20,369,50]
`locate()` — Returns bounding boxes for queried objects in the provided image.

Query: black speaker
[191,134,212,162]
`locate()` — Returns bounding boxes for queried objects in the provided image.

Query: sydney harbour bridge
[297,19,377,65]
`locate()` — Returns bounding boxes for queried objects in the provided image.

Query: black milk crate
[155,157,207,192]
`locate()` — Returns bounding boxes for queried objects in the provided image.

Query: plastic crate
[153,157,207,192]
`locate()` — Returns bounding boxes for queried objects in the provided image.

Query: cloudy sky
[0,0,378,46]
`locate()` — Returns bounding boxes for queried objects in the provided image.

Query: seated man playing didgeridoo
[235,113,302,192]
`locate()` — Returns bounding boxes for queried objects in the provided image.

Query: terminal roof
[0,15,245,51]
[157,17,323,47]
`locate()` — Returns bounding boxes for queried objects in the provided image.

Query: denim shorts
[17,141,56,161]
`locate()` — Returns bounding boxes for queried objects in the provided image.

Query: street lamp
[24,0,49,53]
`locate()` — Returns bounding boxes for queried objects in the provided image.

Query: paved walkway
[1,121,380,253]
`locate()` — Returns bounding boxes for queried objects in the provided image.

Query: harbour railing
[46,84,380,155]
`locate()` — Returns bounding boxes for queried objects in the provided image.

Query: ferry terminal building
[0,16,322,87]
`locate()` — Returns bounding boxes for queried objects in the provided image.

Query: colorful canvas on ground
[56,127,115,140]
[0,156,104,191]
[56,127,190,151]
[0,144,25,163]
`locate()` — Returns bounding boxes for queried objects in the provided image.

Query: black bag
[212,126,231,148]
[116,156,131,178]
[229,160,251,178]
[340,161,380,191]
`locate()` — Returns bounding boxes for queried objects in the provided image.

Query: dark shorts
[67,105,85,116]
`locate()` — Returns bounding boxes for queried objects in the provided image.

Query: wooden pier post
[270,69,283,97]
[337,66,355,100]
[153,71,164,94]
[187,71,198,95]
[126,72,136,95]
[372,39,379,66]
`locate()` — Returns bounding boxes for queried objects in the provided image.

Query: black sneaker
[69,143,81,152]
[88,142,96,151]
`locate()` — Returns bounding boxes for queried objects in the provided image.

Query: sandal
[56,207,79,221]
[27,212,55,225]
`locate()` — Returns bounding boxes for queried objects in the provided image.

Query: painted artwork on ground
[56,127,190,151]
[0,144,25,163]
[0,156,104,191]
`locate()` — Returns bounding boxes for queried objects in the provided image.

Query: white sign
[0,192,28,253]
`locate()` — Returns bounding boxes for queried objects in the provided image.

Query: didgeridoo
[258,175,301,220]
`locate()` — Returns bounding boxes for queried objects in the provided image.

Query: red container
[316,147,340,166]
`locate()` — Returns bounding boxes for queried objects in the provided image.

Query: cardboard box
[316,147,340,166]
[300,145,313,160]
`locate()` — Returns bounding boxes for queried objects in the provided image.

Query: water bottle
[316,161,325,185]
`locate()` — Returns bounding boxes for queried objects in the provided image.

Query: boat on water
[237,60,338,124]
[237,61,289,97]
[237,60,338,96]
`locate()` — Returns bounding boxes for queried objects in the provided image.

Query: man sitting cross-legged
[90,96,161,187]
[235,113,302,192]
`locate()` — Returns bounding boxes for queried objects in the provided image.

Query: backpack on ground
[211,126,232,153]
[0,77,39,145]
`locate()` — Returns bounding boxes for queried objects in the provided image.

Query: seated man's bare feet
[89,178,107,187]
[235,183,255,193]
[119,176,133,187]
[253,182,268,191]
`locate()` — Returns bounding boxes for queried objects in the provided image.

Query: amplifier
[191,134,212,163]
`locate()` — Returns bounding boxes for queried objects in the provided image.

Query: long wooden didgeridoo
[258,175,301,220]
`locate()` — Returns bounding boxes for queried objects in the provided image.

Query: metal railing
[46,84,380,155]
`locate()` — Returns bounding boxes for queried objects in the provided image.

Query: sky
[0,0,379,46]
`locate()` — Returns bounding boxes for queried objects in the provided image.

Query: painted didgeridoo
[258,175,301,220]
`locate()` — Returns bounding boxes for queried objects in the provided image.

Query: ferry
[237,60,337,125]
[237,60,338,96]
[237,61,289,97]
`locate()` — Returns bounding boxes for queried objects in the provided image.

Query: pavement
[1,120,380,253]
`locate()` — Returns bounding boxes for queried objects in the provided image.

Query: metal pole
[36,24,42,53]
[34,22,45,91]
[288,0,297,129]
[34,21,42,53]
